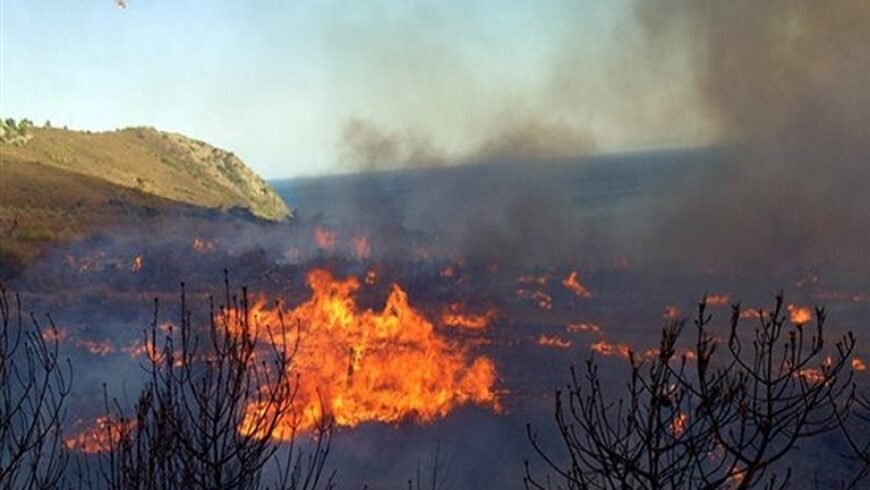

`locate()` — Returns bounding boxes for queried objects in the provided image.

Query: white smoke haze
[328,1,712,172]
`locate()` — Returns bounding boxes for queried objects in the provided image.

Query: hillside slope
[1,126,290,221]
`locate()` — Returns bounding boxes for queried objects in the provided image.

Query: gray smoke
[635,0,870,267]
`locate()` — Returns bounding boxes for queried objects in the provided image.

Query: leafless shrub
[526,294,856,489]
[833,369,870,486]
[77,273,334,490]
[0,283,72,489]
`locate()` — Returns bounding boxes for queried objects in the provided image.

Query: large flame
[243,269,499,438]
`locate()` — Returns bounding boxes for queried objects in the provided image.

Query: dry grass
[0,126,290,273]
[1,127,289,221]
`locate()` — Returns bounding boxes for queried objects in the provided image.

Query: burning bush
[242,268,500,434]
[72,275,334,490]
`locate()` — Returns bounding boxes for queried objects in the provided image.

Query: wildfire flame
[787,304,813,325]
[853,357,867,372]
[65,416,136,453]
[440,303,497,331]
[705,294,730,307]
[536,334,572,349]
[740,309,764,319]
[131,255,143,272]
[364,269,378,285]
[671,411,688,436]
[566,322,602,335]
[589,340,660,361]
[590,340,632,359]
[662,305,681,320]
[561,271,592,298]
[42,328,115,356]
[241,269,499,437]
[797,368,827,384]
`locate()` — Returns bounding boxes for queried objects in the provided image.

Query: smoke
[340,114,597,171]
[635,0,870,266]
[339,117,446,171]
[324,3,659,172]
[471,113,597,163]
[295,1,870,269]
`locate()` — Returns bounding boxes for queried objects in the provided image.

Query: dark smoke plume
[636,0,870,267]
[339,117,446,171]
[471,113,597,163]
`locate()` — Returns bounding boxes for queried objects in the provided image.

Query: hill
[1,125,289,221]
[0,123,290,273]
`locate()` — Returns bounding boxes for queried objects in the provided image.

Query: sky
[0,0,711,178]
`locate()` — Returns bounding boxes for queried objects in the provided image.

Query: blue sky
[1,0,708,178]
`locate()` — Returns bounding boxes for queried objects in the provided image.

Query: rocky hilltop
[1,124,290,221]
[0,121,290,272]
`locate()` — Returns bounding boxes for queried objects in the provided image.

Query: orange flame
[561,271,592,298]
[536,334,572,349]
[671,411,688,436]
[43,328,116,356]
[740,308,764,319]
[65,416,136,453]
[566,322,602,335]
[364,269,378,285]
[131,256,143,272]
[440,303,497,331]
[241,269,499,438]
[787,304,813,325]
[798,368,826,384]
[590,340,632,359]
[853,357,867,372]
[662,305,681,320]
[705,294,730,307]
[122,338,168,364]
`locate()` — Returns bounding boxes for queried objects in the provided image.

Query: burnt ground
[6,150,870,488]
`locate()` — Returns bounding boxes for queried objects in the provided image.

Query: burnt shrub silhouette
[0,284,72,489]
[526,294,858,489]
[75,274,334,490]
[835,367,870,486]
